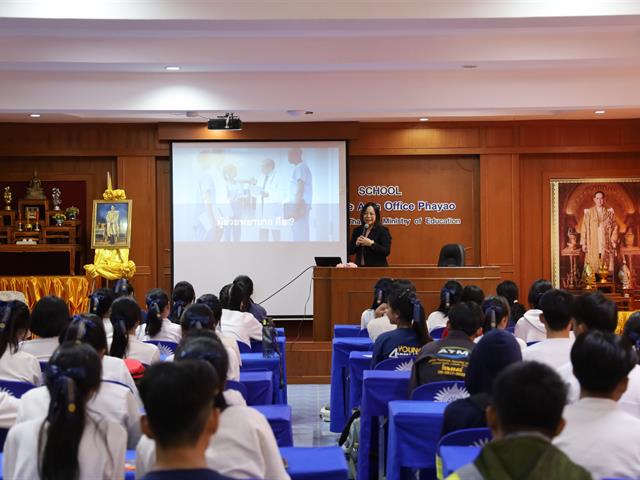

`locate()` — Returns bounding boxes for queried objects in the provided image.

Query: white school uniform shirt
[126,336,161,365]
[513,309,547,343]
[553,397,640,480]
[223,389,247,406]
[136,405,290,480]
[361,309,375,329]
[557,361,581,404]
[367,314,395,341]
[426,311,448,333]
[4,417,126,480]
[102,355,141,407]
[137,318,182,344]
[17,381,142,449]
[217,327,243,367]
[0,391,19,429]
[0,348,41,385]
[18,337,59,362]
[103,317,114,348]
[166,342,240,382]
[220,309,262,346]
[619,364,640,419]
[522,337,575,370]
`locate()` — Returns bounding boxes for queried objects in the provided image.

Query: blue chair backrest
[411,381,470,402]
[224,380,248,400]
[144,340,178,359]
[430,327,446,339]
[359,328,370,337]
[0,428,7,452]
[437,427,492,452]
[374,356,415,371]
[0,380,37,399]
[39,361,48,372]
[237,341,252,354]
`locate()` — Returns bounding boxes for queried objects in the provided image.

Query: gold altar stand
[0,276,89,314]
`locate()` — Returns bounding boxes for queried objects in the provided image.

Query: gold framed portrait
[551,178,640,289]
[91,200,132,249]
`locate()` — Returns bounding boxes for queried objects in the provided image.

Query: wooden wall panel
[156,158,172,294]
[117,156,157,302]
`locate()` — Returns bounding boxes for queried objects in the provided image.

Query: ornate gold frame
[91,199,132,249]
[550,177,640,287]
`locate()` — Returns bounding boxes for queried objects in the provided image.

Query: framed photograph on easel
[91,199,132,249]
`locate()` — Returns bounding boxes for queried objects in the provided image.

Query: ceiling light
[461,65,477,69]
[164,66,181,71]
[594,110,606,114]
[419,118,429,122]
[29,113,41,118]
[207,113,242,131]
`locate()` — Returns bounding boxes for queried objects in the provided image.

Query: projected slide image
[173,144,341,242]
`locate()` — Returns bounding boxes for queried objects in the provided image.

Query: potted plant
[52,213,66,226]
[65,206,80,220]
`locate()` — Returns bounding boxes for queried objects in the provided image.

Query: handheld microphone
[362,223,369,235]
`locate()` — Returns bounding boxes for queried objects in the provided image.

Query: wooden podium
[313,265,501,341]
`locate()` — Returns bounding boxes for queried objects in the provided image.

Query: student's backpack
[338,408,361,479]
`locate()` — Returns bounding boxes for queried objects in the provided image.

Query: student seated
[426,280,462,334]
[410,301,482,391]
[88,287,116,347]
[4,342,127,480]
[139,289,182,343]
[179,304,240,381]
[20,295,70,361]
[110,296,161,365]
[196,294,242,369]
[234,275,268,322]
[17,315,142,449]
[448,361,591,480]
[514,279,552,343]
[522,289,575,369]
[476,296,526,350]
[370,280,428,367]
[0,300,41,385]
[496,280,526,327]
[137,361,234,480]
[620,312,640,418]
[361,277,393,338]
[169,280,196,324]
[553,330,640,479]
[441,329,522,436]
[218,283,262,346]
[137,334,289,479]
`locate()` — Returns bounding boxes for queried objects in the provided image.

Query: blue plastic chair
[39,361,47,372]
[374,356,415,371]
[438,427,492,449]
[411,380,469,402]
[224,380,248,401]
[237,341,252,354]
[0,380,37,399]
[144,340,178,359]
[430,327,446,339]
[359,328,370,338]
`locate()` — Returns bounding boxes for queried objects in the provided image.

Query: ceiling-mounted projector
[207,113,242,130]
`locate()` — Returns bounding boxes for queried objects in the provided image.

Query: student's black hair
[219,284,232,310]
[539,288,574,332]
[480,296,510,334]
[38,342,103,480]
[175,331,228,409]
[571,330,637,394]
[109,297,142,359]
[622,311,640,357]
[461,285,485,306]
[145,288,170,337]
[0,300,30,357]
[59,314,108,354]
[87,288,115,319]
[571,291,617,332]
[448,301,483,337]
[169,281,196,323]
[140,360,218,448]
[527,279,553,309]
[387,280,428,345]
[496,280,526,324]
[359,202,382,228]
[196,294,222,327]
[30,296,70,338]
[233,275,255,312]
[370,277,393,310]
[225,278,246,312]
[180,303,215,335]
[113,278,135,298]
[437,280,463,315]
[492,361,567,437]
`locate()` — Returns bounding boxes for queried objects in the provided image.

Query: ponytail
[0,300,29,357]
[180,304,215,335]
[109,297,141,358]
[87,288,115,319]
[59,314,107,353]
[145,289,169,338]
[410,297,428,345]
[227,282,244,311]
[437,280,463,315]
[170,281,195,323]
[388,281,429,345]
[169,300,186,324]
[481,296,511,334]
[39,343,102,480]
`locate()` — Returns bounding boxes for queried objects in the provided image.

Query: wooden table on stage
[0,244,81,275]
[313,266,501,341]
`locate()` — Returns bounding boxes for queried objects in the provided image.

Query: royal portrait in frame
[91,200,132,249]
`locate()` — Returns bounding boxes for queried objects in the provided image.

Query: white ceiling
[1,1,640,123]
